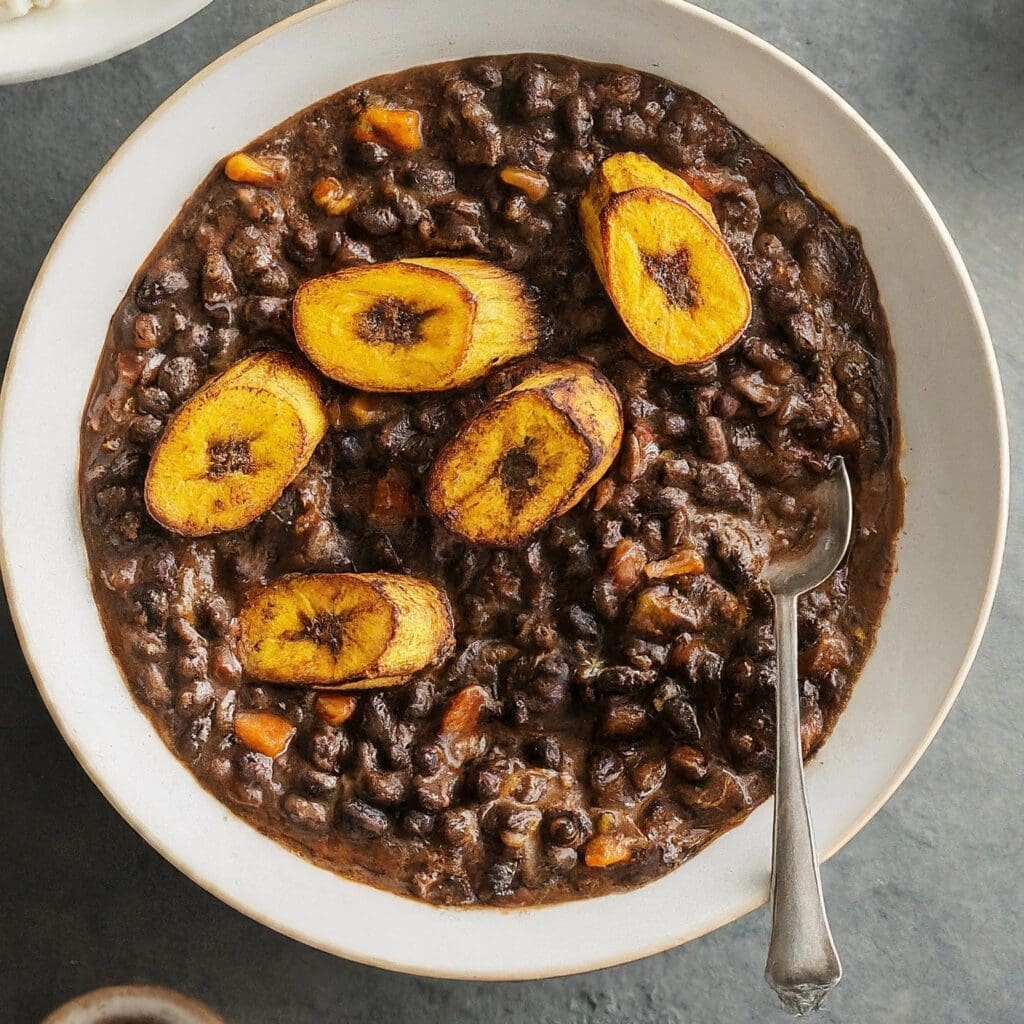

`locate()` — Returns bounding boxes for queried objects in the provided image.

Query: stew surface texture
[80,54,902,906]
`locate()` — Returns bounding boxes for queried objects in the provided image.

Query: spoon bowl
[764,460,854,598]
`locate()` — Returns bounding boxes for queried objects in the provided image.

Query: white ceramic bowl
[43,986,225,1024]
[0,0,1007,981]
[0,0,214,85]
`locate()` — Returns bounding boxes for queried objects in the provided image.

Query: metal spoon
[762,459,852,1015]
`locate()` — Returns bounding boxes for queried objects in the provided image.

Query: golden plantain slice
[593,188,751,365]
[238,572,454,687]
[144,351,327,537]
[579,152,717,278]
[292,257,539,393]
[427,360,623,547]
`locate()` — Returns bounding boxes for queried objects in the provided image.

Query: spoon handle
[765,592,842,1015]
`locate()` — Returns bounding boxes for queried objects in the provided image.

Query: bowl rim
[0,0,1008,980]
[41,985,226,1024]
[0,0,215,86]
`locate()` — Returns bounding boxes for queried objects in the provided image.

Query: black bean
[105,450,143,484]
[440,808,480,847]
[546,810,593,849]
[390,189,424,227]
[452,111,503,167]
[712,524,766,586]
[596,70,641,105]
[695,463,745,509]
[413,742,443,776]
[470,61,502,90]
[599,698,649,739]
[401,809,436,837]
[403,679,436,719]
[339,798,390,836]
[474,768,503,801]
[502,805,543,836]
[285,223,320,266]
[700,415,730,463]
[668,744,708,782]
[158,356,201,405]
[526,735,563,770]
[620,111,652,146]
[590,749,625,790]
[350,202,401,236]
[363,766,410,808]
[644,486,689,515]
[351,140,389,168]
[174,647,208,684]
[132,312,162,349]
[411,400,449,434]
[565,604,601,641]
[236,750,273,786]
[135,584,169,627]
[549,149,594,183]
[593,665,657,694]
[176,679,214,717]
[414,776,455,812]
[283,794,328,831]
[562,93,593,142]
[766,196,813,243]
[514,653,571,714]
[244,295,292,335]
[485,860,519,897]
[624,638,667,672]
[677,765,752,823]
[661,697,701,740]
[598,103,625,137]
[330,233,375,268]
[518,67,557,117]
[133,663,171,708]
[547,846,578,871]
[296,765,338,798]
[306,726,347,772]
[136,261,190,310]
[136,386,172,417]
[714,391,741,419]
[629,752,666,796]
[168,327,210,364]
[128,414,163,446]
[334,434,367,468]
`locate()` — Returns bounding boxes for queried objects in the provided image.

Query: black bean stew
[80,55,901,906]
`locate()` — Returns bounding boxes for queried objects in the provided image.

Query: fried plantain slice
[238,572,454,687]
[293,257,540,393]
[426,360,623,546]
[144,351,327,537]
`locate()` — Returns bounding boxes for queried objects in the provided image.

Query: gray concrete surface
[1,1,1021,1021]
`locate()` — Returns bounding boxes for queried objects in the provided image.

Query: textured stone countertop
[1,1,1020,1021]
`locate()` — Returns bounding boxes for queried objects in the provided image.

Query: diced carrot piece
[584,834,633,868]
[644,549,705,579]
[440,685,489,738]
[499,165,549,202]
[224,152,287,186]
[335,393,402,429]
[370,468,418,523]
[592,477,616,511]
[311,176,356,216]
[351,107,423,151]
[234,711,295,757]
[608,538,647,592]
[315,694,359,726]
